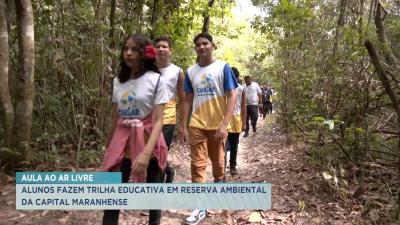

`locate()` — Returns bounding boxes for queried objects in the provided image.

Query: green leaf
[312,116,325,122]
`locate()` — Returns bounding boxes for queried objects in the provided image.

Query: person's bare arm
[179,92,193,143]
[241,91,246,131]
[176,69,185,126]
[106,104,118,147]
[258,93,263,114]
[215,89,237,139]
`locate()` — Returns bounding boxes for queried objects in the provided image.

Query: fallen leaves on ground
[0,115,395,224]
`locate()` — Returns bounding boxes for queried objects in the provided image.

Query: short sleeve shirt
[159,63,181,125]
[244,82,262,106]
[229,84,244,133]
[184,60,238,130]
[112,71,168,119]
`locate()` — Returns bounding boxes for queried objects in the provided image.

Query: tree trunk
[150,0,159,39]
[202,0,215,33]
[358,0,364,45]
[134,0,145,33]
[333,0,346,57]
[109,0,116,48]
[374,1,400,66]
[0,0,13,147]
[14,0,35,162]
[6,0,15,30]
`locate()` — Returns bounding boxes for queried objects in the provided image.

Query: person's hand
[132,151,151,177]
[179,125,189,143]
[215,123,228,140]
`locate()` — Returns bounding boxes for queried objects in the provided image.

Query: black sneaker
[243,133,249,137]
[230,167,238,176]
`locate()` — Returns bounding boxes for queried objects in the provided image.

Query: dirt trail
[0,115,365,225]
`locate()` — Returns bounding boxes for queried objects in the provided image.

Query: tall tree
[0,0,13,147]
[109,0,116,48]
[373,0,399,66]
[333,0,347,56]
[202,0,215,33]
[13,0,35,162]
[134,0,145,32]
[150,0,159,39]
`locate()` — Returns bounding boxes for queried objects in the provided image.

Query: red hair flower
[145,45,157,59]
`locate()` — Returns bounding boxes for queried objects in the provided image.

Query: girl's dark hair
[118,33,160,83]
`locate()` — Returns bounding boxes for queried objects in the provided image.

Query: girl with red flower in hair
[101,33,168,225]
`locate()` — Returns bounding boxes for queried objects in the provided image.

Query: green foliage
[253,1,399,219]
[22,0,245,168]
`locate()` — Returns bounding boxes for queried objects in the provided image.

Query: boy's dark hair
[118,33,160,83]
[154,35,172,48]
[231,67,239,80]
[193,32,213,44]
[244,75,252,80]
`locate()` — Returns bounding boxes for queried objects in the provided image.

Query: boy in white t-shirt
[180,32,238,225]
[154,36,185,183]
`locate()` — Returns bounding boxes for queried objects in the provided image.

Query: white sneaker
[185,209,206,225]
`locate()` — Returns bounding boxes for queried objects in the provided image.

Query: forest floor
[0,114,397,225]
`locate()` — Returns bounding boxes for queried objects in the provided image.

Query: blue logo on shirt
[119,91,141,118]
[197,74,216,96]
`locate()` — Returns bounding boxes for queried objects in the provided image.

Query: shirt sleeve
[112,77,118,103]
[154,75,169,105]
[256,83,262,94]
[184,71,193,93]
[223,64,238,91]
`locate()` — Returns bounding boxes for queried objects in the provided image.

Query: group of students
[100,32,258,225]
[241,77,275,137]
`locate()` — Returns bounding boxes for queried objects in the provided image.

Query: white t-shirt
[229,84,244,133]
[234,84,244,116]
[159,63,181,125]
[159,63,181,102]
[112,71,168,119]
[244,82,262,106]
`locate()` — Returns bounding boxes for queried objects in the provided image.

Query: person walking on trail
[262,83,273,118]
[243,76,262,137]
[101,33,168,225]
[226,67,246,176]
[179,32,238,225]
[154,36,185,183]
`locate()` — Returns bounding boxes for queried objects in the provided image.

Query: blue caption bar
[16,172,122,184]
[16,183,272,210]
